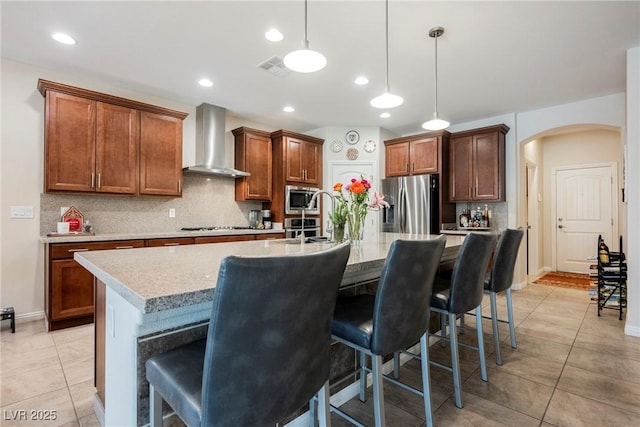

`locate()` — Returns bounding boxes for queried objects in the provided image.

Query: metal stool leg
[490,291,502,365]
[506,288,517,349]
[149,384,163,427]
[317,380,331,427]
[359,351,367,402]
[476,305,488,381]
[449,312,463,408]
[420,334,434,427]
[393,351,400,379]
[371,355,386,427]
[440,313,447,347]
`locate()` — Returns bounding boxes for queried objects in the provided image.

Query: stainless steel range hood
[183,103,250,178]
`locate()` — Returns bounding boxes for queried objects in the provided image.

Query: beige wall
[540,129,622,269]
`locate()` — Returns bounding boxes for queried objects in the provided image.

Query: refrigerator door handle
[398,186,406,233]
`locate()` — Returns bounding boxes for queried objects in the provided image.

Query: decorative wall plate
[346,147,359,160]
[331,139,343,152]
[345,130,360,145]
[363,139,377,153]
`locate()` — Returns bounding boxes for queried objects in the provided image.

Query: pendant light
[422,27,450,130]
[370,0,403,109]
[284,0,327,73]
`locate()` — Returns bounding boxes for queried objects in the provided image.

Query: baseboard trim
[624,324,640,337]
[16,310,44,323]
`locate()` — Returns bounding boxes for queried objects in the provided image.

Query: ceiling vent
[258,56,291,77]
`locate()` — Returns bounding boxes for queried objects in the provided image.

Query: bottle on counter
[459,209,469,228]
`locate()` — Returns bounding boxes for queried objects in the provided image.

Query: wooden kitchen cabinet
[233,127,272,201]
[38,79,187,197]
[194,235,256,244]
[271,129,323,186]
[384,131,449,177]
[45,239,145,331]
[145,237,195,247]
[139,112,183,196]
[449,124,509,202]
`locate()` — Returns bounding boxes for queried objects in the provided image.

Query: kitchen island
[75,232,464,426]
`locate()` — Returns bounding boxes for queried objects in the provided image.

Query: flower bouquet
[330,177,389,245]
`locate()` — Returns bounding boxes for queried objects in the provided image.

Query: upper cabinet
[449,124,510,202]
[270,130,323,186]
[233,127,272,201]
[384,130,450,177]
[38,79,187,197]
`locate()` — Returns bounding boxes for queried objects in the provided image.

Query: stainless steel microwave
[285,185,320,215]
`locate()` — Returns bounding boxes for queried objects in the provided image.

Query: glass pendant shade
[422,113,450,131]
[284,0,326,73]
[283,40,327,73]
[370,87,404,109]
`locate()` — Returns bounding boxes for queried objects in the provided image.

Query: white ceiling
[2,1,639,135]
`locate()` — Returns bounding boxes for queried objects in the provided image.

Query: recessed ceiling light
[265,28,284,42]
[283,106,295,113]
[379,112,391,118]
[52,32,76,45]
[198,78,213,87]
[355,76,369,85]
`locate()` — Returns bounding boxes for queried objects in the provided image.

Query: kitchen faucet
[309,190,336,242]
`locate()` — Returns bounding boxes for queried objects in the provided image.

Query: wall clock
[363,139,376,153]
[331,140,343,152]
[345,130,360,145]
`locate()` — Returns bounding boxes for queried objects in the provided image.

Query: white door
[330,162,378,241]
[555,165,616,273]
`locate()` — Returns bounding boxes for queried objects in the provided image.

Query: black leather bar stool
[330,236,446,427]
[429,232,496,408]
[484,228,524,365]
[145,242,350,427]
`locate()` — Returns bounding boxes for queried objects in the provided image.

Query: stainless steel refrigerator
[381,175,439,234]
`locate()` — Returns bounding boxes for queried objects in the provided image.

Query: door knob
[558,225,564,229]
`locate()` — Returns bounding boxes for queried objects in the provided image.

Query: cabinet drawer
[195,235,255,244]
[145,237,195,247]
[50,240,145,259]
[255,233,285,240]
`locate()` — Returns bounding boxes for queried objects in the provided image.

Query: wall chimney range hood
[183,103,250,178]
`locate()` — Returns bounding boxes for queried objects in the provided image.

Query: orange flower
[349,181,366,194]
[333,182,343,192]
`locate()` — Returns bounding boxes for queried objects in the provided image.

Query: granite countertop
[40,228,285,244]
[75,233,464,314]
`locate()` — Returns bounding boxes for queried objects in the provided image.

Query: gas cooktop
[180,226,252,231]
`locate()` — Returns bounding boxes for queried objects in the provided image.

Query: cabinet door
[96,102,138,194]
[195,235,255,244]
[139,112,183,196]
[473,132,501,200]
[385,142,410,177]
[51,259,95,320]
[45,92,96,192]
[285,137,304,182]
[411,137,439,174]
[449,136,473,201]
[236,132,272,200]
[301,141,320,185]
[145,237,195,247]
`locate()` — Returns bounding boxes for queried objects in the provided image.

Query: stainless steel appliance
[285,185,320,215]
[284,217,320,239]
[381,175,439,234]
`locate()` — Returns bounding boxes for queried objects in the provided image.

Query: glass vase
[333,223,346,244]
[347,212,365,247]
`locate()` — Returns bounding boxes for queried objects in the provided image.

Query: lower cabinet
[45,240,145,331]
[46,233,286,330]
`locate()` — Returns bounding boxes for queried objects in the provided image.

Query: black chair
[145,242,351,427]
[330,236,446,427]
[484,228,524,365]
[429,232,496,408]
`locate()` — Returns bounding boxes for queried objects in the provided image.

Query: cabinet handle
[97,173,101,189]
[164,243,181,246]
[178,179,182,193]
[68,248,89,253]
[115,246,134,249]
[91,173,95,188]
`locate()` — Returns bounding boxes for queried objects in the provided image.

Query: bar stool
[145,242,350,427]
[484,228,524,365]
[330,236,446,427]
[429,232,496,408]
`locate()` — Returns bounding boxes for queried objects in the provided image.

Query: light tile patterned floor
[1,283,638,426]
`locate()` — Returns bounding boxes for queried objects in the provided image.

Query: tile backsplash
[40,174,262,235]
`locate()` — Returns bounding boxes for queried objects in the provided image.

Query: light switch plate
[10,206,34,218]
